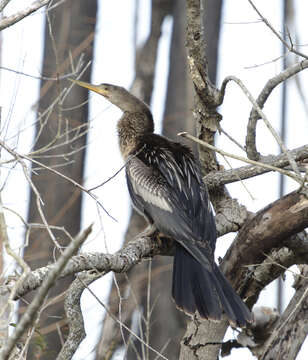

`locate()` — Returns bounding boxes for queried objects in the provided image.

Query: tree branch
[219,76,302,180]
[0,192,307,359]
[0,0,51,31]
[246,59,308,160]
[56,271,101,360]
[221,189,308,298]
[204,144,308,189]
[0,225,92,360]
[261,265,308,360]
[247,0,308,61]
[180,132,305,183]
[0,232,174,300]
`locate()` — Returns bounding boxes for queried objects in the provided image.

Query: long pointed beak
[69,79,109,96]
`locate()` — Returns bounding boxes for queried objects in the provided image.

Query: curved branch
[221,190,308,295]
[56,271,101,360]
[219,76,302,179]
[245,59,308,160]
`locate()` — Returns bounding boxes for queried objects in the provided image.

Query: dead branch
[204,144,308,189]
[0,193,307,359]
[56,271,101,360]
[0,0,11,13]
[246,59,308,160]
[1,232,174,300]
[241,231,308,308]
[0,225,92,360]
[221,190,308,301]
[247,0,308,61]
[219,76,302,181]
[0,0,51,31]
[180,132,304,183]
[3,191,306,305]
[261,265,308,360]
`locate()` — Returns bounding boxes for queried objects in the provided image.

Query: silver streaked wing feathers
[127,158,172,212]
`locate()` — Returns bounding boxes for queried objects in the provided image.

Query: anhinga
[71,79,252,327]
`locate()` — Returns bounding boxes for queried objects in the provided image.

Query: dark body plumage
[126,134,251,326]
[71,79,252,327]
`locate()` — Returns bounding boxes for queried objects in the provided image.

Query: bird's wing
[126,137,217,262]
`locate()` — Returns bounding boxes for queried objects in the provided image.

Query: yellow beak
[69,79,109,96]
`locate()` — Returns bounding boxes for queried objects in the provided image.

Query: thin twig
[0,66,80,81]
[78,275,168,360]
[0,140,116,221]
[247,0,308,60]
[178,132,301,183]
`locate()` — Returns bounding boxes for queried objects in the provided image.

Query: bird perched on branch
[70,79,252,327]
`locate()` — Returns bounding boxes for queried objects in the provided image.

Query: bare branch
[0,140,115,221]
[246,59,308,160]
[204,144,308,189]
[0,225,92,360]
[185,0,220,105]
[179,132,302,183]
[261,265,308,360]
[1,232,174,300]
[222,190,308,297]
[0,0,11,13]
[219,76,302,180]
[56,271,101,360]
[247,0,308,60]
[0,0,51,31]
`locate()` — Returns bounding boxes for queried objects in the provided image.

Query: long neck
[117,110,154,159]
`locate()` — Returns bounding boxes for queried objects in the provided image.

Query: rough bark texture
[261,265,308,360]
[23,1,97,358]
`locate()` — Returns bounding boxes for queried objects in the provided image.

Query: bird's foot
[140,224,158,237]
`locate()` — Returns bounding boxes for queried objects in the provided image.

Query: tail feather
[172,245,251,327]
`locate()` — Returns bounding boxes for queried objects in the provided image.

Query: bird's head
[69,79,149,114]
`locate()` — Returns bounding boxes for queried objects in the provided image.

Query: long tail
[172,244,252,327]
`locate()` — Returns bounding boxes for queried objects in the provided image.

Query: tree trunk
[22,1,97,358]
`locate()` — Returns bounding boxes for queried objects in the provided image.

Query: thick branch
[261,265,308,360]
[0,233,174,300]
[242,232,308,308]
[0,205,254,301]
[56,272,101,360]
[185,0,219,105]
[222,189,308,296]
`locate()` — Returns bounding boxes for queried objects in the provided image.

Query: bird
[70,79,252,327]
